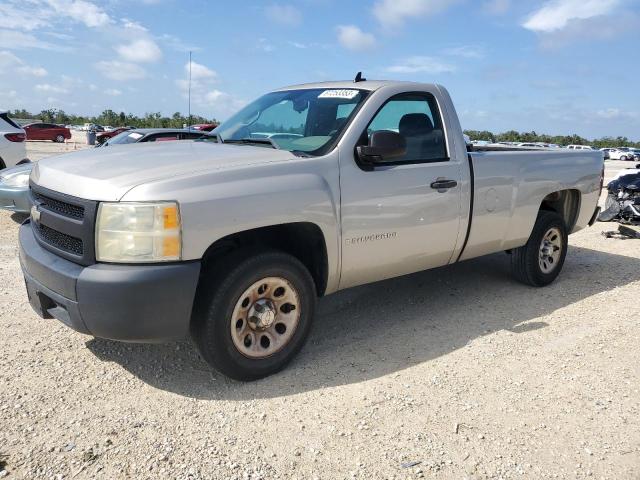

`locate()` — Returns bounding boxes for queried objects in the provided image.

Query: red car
[97,127,131,145]
[23,123,71,143]
[192,123,219,132]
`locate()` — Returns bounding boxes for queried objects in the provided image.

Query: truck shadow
[10,213,28,224]
[86,246,638,400]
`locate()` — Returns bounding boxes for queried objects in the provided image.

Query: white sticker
[128,132,143,140]
[318,89,359,100]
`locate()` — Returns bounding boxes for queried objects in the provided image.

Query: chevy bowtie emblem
[30,205,41,224]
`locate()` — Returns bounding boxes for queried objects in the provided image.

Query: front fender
[122,162,341,293]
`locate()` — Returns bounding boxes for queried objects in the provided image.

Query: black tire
[192,249,317,381]
[620,155,628,161]
[510,210,568,287]
[54,135,65,143]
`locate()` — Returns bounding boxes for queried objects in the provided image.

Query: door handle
[430,179,458,191]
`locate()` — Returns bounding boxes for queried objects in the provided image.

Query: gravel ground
[22,131,92,162]
[0,146,639,479]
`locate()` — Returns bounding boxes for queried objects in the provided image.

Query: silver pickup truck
[19,79,604,380]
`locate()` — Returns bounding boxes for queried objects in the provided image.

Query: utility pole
[188,50,192,129]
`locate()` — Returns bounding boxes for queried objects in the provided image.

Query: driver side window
[366,93,447,163]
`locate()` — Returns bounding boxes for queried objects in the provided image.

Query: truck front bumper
[19,221,201,342]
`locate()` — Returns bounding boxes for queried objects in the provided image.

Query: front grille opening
[35,223,83,256]
[33,192,85,220]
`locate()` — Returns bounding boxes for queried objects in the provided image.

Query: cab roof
[274,80,439,92]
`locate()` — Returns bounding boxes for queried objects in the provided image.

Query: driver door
[339,92,463,289]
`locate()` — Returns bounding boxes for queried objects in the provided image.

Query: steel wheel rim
[230,276,300,359]
[539,227,562,274]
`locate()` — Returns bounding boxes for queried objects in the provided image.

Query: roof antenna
[354,71,366,83]
[187,50,192,130]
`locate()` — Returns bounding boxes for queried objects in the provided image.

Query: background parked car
[0,111,28,169]
[566,144,594,150]
[608,148,634,161]
[0,162,32,213]
[630,148,640,161]
[192,123,219,132]
[23,123,71,143]
[99,128,208,147]
[96,127,131,145]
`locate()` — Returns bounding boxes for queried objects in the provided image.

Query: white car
[0,111,28,170]
[608,148,634,161]
[566,144,594,150]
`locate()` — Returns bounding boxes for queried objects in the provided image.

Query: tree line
[9,109,218,129]
[463,129,640,149]
[7,109,638,147]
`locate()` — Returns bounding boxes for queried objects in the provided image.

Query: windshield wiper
[291,150,312,158]
[224,138,279,149]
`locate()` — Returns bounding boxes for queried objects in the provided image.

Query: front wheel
[510,211,568,287]
[620,155,628,161]
[54,135,65,143]
[192,250,317,381]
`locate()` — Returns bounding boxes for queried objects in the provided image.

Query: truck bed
[459,149,603,261]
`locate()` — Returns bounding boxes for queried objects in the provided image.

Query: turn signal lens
[162,236,181,258]
[163,205,179,229]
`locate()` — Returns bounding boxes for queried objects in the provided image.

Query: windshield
[215,88,368,156]
[105,131,145,146]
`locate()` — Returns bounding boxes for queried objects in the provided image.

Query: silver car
[99,128,208,147]
[0,163,32,213]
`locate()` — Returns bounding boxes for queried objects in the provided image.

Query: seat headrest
[399,113,434,137]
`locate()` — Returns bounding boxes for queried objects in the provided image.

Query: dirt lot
[22,131,92,162]
[0,144,639,479]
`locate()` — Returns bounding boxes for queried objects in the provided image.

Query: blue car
[0,162,33,213]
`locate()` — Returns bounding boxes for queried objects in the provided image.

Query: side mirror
[357,130,406,164]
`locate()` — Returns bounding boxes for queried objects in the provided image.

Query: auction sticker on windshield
[318,89,359,99]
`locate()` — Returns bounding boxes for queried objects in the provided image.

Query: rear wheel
[620,155,628,161]
[510,211,568,287]
[192,249,317,381]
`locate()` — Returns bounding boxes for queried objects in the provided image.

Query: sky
[0,0,639,139]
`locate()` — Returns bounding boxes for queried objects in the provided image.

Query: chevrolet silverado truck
[19,79,604,380]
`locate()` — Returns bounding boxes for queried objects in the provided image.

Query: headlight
[96,202,182,263]
[0,171,30,188]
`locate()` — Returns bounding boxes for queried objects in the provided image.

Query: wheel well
[0,157,5,170]
[200,223,329,296]
[539,189,580,231]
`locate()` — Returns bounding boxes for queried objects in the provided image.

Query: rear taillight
[5,133,26,142]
